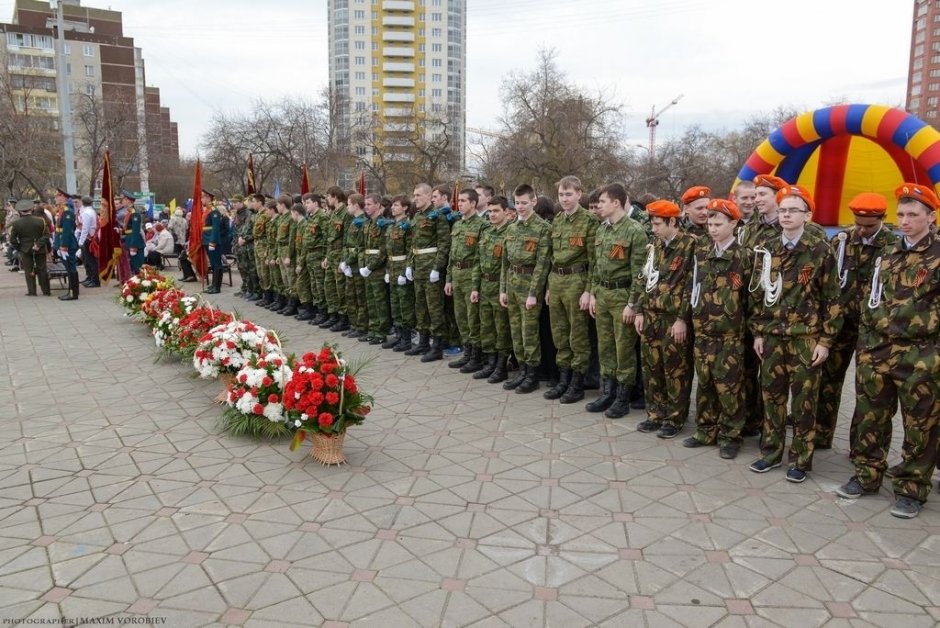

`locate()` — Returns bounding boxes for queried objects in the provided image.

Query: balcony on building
[383,15,415,27]
[383,77,415,88]
[383,46,415,58]
[383,92,416,103]
[383,62,415,73]
[384,122,417,132]
[383,31,415,43]
[382,1,415,12]
[384,107,413,117]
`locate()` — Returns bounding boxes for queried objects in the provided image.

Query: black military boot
[312,309,330,326]
[448,345,471,369]
[503,363,527,390]
[516,364,540,394]
[59,272,79,301]
[605,383,632,419]
[473,353,496,379]
[420,336,444,362]
[381,326,401,349]
[256,290,271,307]
[265,294,283,310]
[460,346,484,374]
[586,378,618,413]
[318,312,337,328]
[559,371,585,404]
[279,297,298,316]
[393,328,413,352]
[488,354,508,384]
[213,268,224,293]
[543,367,571,400]
[405,332,429,356]
[296,303,315,321]
[330,315,350,332]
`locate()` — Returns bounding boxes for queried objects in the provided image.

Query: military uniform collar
[901,231,935,251]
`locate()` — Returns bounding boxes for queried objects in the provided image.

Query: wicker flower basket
[215,372,234,404]
[310,432,347,466]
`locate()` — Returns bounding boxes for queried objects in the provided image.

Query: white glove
[59,250,70,261]
[339,261,349,273]
[359,267,371,278]
[343,266,353,278]
[384,273,390,284]
[429,269,440,283]
[405,267,414,281]
[397,275,407,286]
[75,248,82,260]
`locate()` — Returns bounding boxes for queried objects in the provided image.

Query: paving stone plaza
[1,269,938,627]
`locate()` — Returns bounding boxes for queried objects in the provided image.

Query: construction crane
[645,94,683,161]
[467,127,507,140]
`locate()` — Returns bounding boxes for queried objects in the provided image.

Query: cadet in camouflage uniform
[264,199,286,310]
[586,183,648,417]
[253,197,274,306]
[500,184,552,394]
[543,176,597,404]
[733,181,763,438]
[341,194,369,338]
[406,183,451,362]
[836,184,940,519]
[748,185,842,483]
[446,189,488,373]
[274,197,299,316]
[233,195,259,300]
[385,195,415,351]
[815,193,899,449]
[633,199,695,439]
[300,193,329,324]
[322,187,350,331]
[290,202,315,319]
[680,186,711,241]
[473,196,513,383]
[740,174,827,250]
[360,194,390,344]
[683,199,753,459]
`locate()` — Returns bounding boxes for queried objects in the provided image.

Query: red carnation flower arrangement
[165,306,234,358]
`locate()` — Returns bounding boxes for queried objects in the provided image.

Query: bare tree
[0,69,62,199]
[73,89,140,195]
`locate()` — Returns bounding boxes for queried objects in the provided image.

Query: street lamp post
[51,0,77,193]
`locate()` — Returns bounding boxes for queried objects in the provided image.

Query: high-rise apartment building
[328,0,466,190]
[1,0,179,195]
[907,0,940,122]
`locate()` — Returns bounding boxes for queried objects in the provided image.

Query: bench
[221,255,236,287]
[47,262,68,290]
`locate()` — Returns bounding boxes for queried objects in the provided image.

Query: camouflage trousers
[640,314,693,428]
[390,276,416,329]
[758,335,820,470]
[324,250,345,315]
[505,274,542,366]
[451,267,480,346]
[414,262,446,337]
[692,334,745,447]
[305,254,325,307]
[851,336,940,503]
[268,256,284,292]
[743,328,764,433]
[255,245,272,291]
[295,261,312,305]
[479,281,512,355]
[278,249,295,298]
[548,272,591,373]
[236,244,258,294]
[345,270,368,331]
[815,321,859,449]
[366,272,390,336]
[595,286,638,385]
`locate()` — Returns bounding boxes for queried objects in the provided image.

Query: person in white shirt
[144,222,175,268]
[76,196,99,287]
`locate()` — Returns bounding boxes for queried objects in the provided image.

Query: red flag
[246,153,257,194]
[357,170,366,196]
[96,151,122,285]
[188,160,209,280]
[301,163,310,195]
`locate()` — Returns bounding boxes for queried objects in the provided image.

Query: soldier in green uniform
[405,183,451,361]
[733,181,763,439]
[741,174,827,250]
[748,185,842,483]
[683,199,752,459]
[446,188,488,372]
[360,193,391,344]
[233,195,259,300]
[586,183,648,417]
[300,193,328,324]
[202,190,225,294]
[544,176,598,403]
[633,199,696,438]
[52,188,80,301]
[323,187,350,331]
[680,186,710,241]
[277,201,302,316]
[10,204,50,296]
[385,195,416,351]
[815,193,899,450]
[269,196,294,312]
[254,198,276,307]
[122,191,145,274]
[341,194,369,338]
[289,202,314,318]
[836,183,940,519]
[472,196,513,382]
[263,199,284,309]
[500,184,552,393]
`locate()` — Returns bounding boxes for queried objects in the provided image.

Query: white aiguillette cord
[749,246,782,307]
[640,243,659,293]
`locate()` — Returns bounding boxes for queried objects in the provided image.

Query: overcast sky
[2,0,912,157]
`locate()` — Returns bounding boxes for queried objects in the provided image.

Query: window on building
[354,10,365,18]
[432,88,442,98]
[929,110,939,119]
[373,26,378,34]
[355,55,365,64]
[914,71,923,83]
[419,43,426,51]
[356,101,366,111]
[372,41,378,50]
[915,58,925,70]
[355,40,364,49]
[419,58,425,67]
[931,54,940,63]
[432,43,442,52]
[64,43,71,54]
[930,69,940,77]
[372,87,379,96]
[927,96,938,106]
[929,83,939,91]
[355,25,365,34]
[85,84,96,96]
[372,11,378,19]
[432,28,442,37]
[432,73,441,82]
[917,31,926,43]
[420,28,425,36]
[372,72,378,80]
[912,84,923,96]
[911,97,922,108]
[356,86,366,96]
[432,58,441,67]
[83,44,93,57]
[5,32,54,50]
[355,71,366,80]
[432,12,442,21]
[372,58,379,66]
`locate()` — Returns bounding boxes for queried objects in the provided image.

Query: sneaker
[719,444,740,460]
[749,459,781,474]
[890,496,922,519]
[656,425,680,439]
[636,419,661,433]
[682,437,707,448]
[785,467,807,483]
[835,476,877,499]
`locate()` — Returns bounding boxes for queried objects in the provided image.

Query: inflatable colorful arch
[735,104,940,225]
